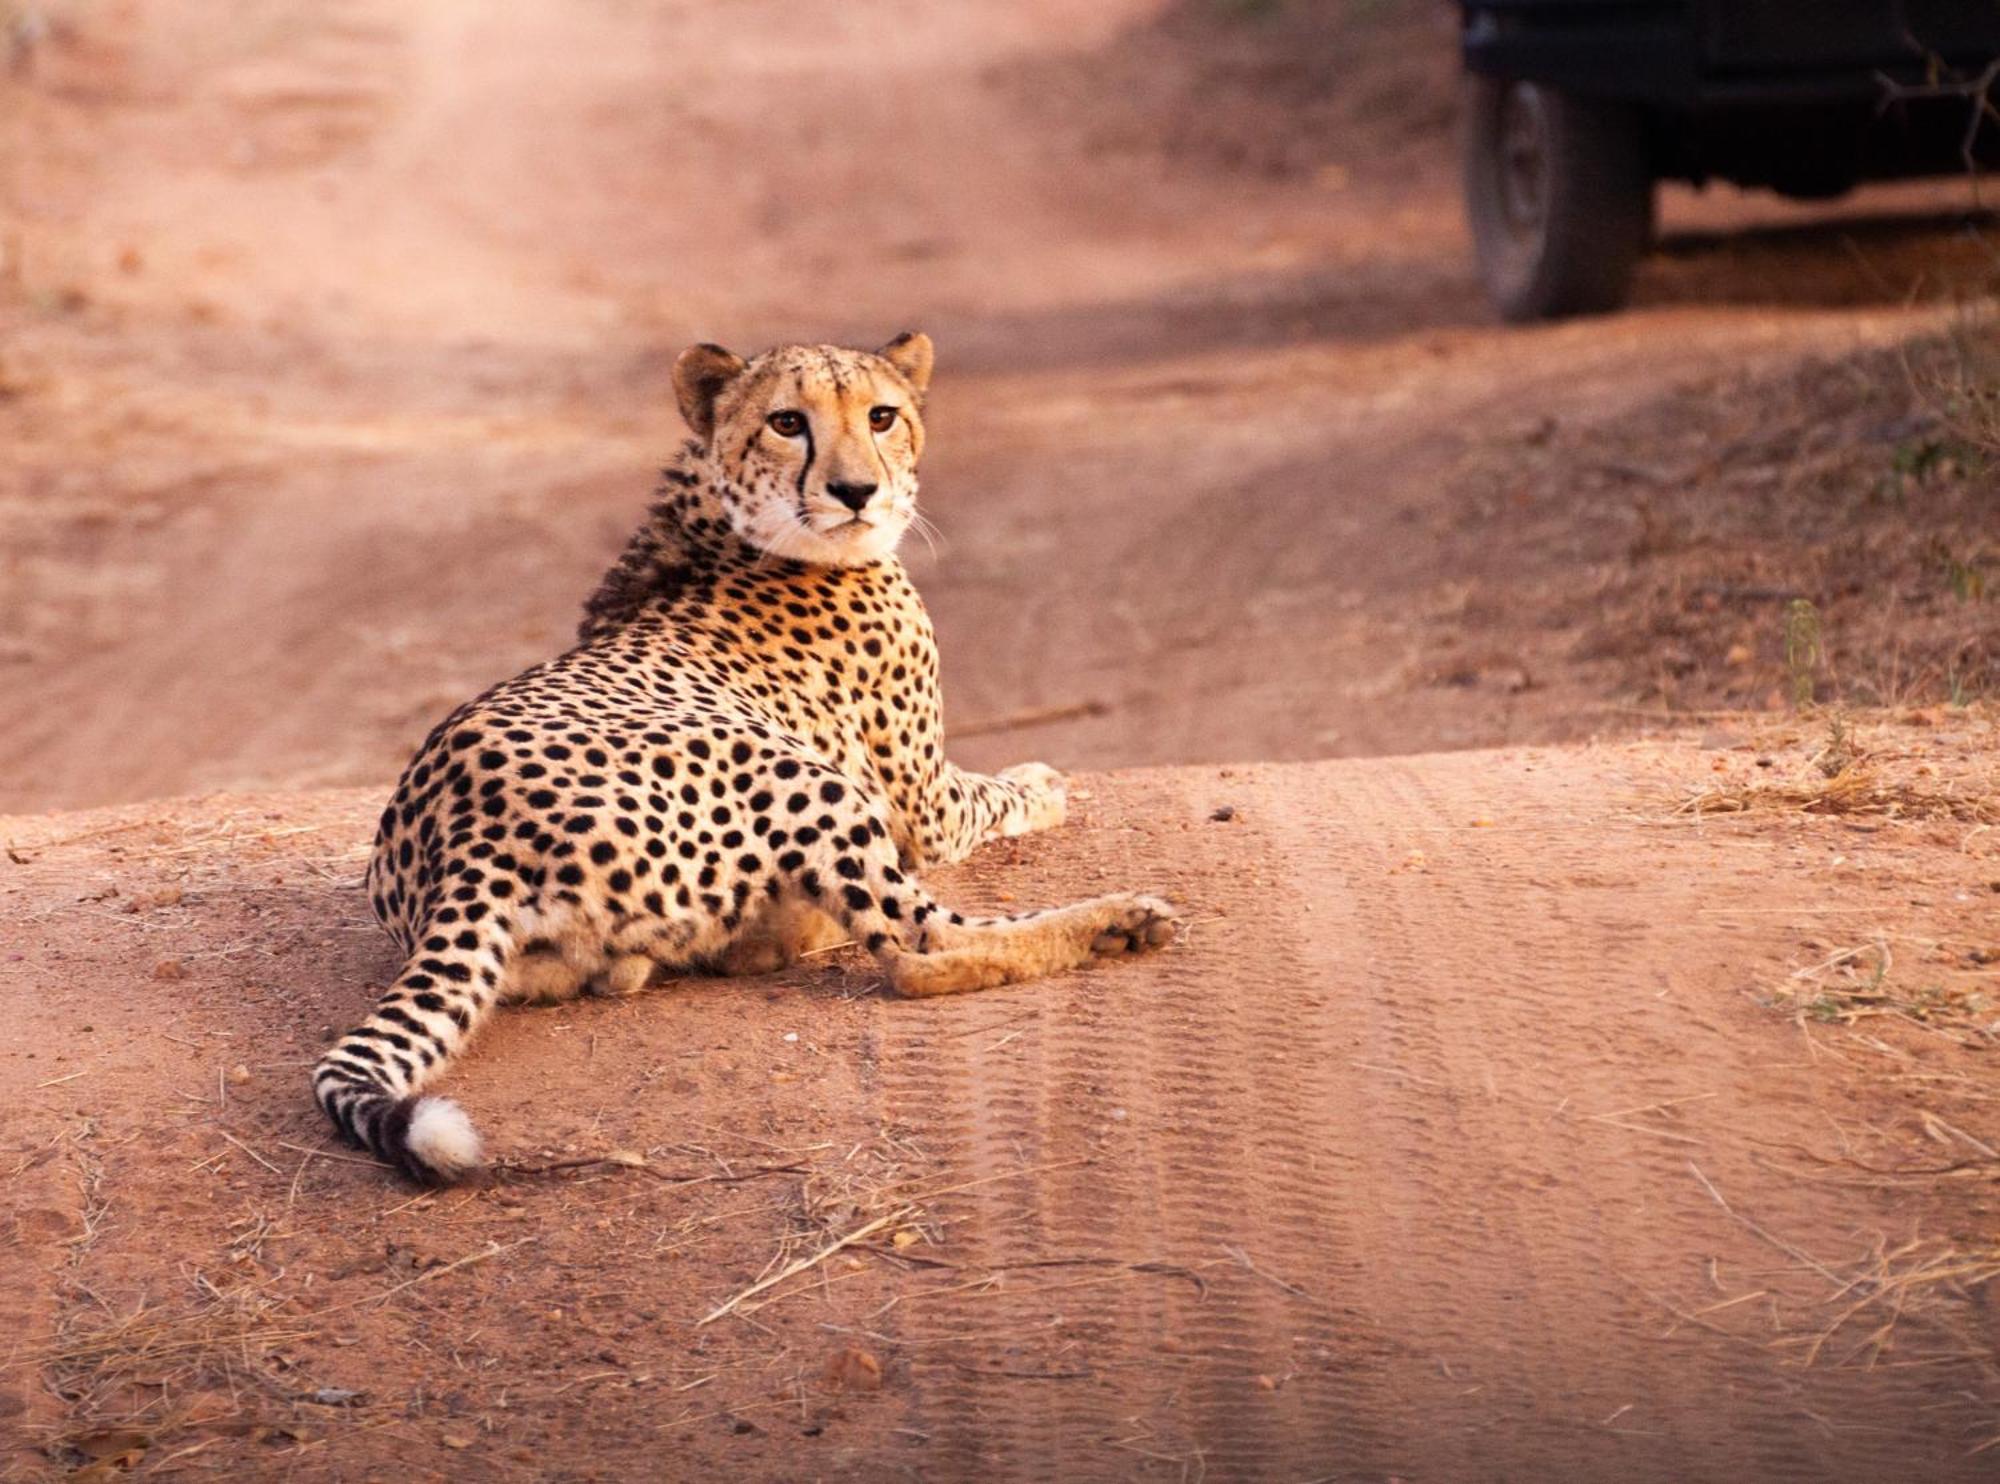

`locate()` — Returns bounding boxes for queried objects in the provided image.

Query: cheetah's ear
[877,331,933,400]
[672,342,748,442]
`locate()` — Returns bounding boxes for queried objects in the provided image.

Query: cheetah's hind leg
[587,953,657,997]
[888,892,1178,998]
[588,917,703,995]
[714,900,848,977]
[504,940,591,1005]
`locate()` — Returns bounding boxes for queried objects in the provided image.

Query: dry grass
[1913,294,2000,458]
[692,1145,1037,1328]
[0,1124,336,1474]
[13,1231,536,1471]
[1764,939,1999,1045]
[1676,763,2000,824]
[1451,332,2000,717]
[26,1278,318,1457]
[1790,1230,2000,1380]
[1672,706,2000,827]
[1677,1162,2000,1453]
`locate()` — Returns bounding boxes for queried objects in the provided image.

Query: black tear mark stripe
[795,418,816,511]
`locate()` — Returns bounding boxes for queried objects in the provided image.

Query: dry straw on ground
[1676,763,2000,824]
[1768,939,1998,1043]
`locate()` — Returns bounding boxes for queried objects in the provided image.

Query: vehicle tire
[1463,75,1654,322]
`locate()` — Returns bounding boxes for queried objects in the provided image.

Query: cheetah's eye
[868,406,898,434]
[767,410,806,438]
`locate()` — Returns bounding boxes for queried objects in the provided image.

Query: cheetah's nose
[827,480,878,513]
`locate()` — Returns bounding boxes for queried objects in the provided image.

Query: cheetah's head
[673,334,933,568]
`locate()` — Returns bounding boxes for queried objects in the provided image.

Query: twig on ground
[951,699,1111,740]
[1220,1243,1309,1299]
[1688,1162,1846,1286]
[272,1140,378,1167]
[328,1235,541,1312]
[215,1129,283,1176]
[699,1207,915,1326]
[494,1152,809,1186]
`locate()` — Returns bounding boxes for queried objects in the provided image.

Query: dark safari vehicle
[1459,0,2000,319]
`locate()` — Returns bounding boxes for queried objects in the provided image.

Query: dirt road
[6,741,2000,1480]
[5,1,2000,1479]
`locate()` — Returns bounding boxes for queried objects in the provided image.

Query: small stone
[823,1345,882,1391]
[227,1063,251,1086]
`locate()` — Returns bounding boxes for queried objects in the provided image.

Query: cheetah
[314,332,1176,1182]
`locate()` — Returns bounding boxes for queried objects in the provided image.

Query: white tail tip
[405,1096,483,1181]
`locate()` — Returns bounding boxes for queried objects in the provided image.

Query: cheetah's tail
[312,922,514,1183]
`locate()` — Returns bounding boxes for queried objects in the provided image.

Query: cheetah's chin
[756,518,907,568]
[405,1096,483,1180]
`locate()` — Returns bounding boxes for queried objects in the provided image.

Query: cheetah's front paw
[1088,894,1178,956]
[997,761,1067,836]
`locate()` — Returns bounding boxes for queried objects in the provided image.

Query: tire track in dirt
[878,773,1402,1480]
[873,757,2000,1481]
[1112,771,1390,1480]
[871,963,1065,1473]
[1246,752,2000,1480]
[1301,757,1653,1476]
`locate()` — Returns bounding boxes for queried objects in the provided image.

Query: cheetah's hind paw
[1088,894,1178,956]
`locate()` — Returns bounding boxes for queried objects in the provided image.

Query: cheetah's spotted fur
[314,334,1175,1181]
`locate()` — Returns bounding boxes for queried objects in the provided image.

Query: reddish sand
[5,1,2000,1478]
